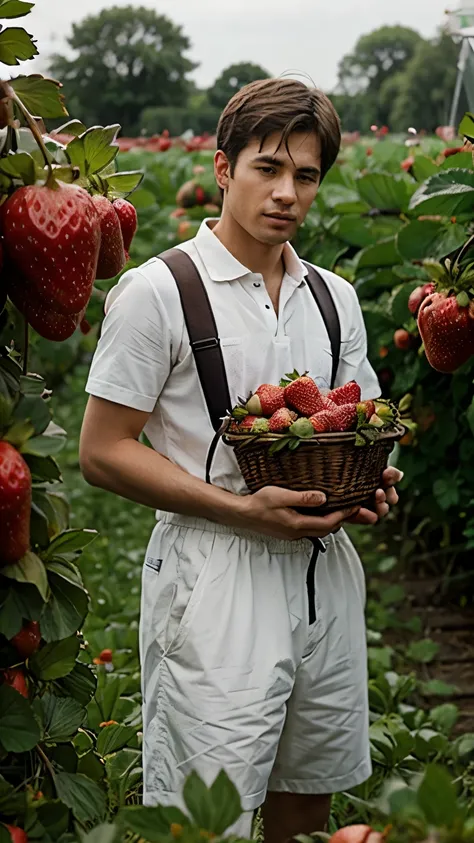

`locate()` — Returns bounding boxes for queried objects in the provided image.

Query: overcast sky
[24,0,455,90]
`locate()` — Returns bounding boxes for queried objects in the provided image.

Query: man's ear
[214,150,230,190]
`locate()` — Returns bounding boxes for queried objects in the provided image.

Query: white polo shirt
[85,219,380,495]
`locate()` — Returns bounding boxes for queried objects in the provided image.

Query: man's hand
[236,486,360,542]
[347,466,403,526]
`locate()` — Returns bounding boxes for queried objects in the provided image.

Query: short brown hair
[216,78,341,182]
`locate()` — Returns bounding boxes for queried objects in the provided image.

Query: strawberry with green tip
[289,417,314,438]
[408,283,435,315]
[268,407,297,432]
[282,371,325,416]
[356,400,375,421]
[328,380,361,406]
[246,384,286,416]
[238,415,270,434]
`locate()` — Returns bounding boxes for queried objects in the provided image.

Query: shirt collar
[194,218,309,284]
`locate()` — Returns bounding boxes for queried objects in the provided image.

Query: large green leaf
[29,635,80,680]
[38,692,86,743]
[0,151,35,184]
[67,125,120,177]
[44,529,98,560]
[417,764,459,827]
[105,170,144,197]
[21,422,67,457]
[13,393,50,434]
[410,168,474,217]
[39,574,89,642]
[357,173,416,212]
[355,237,400,271]
[208,770,243,835]
[10,74,67,118]
[397,220,468,262]
[120,805,190,841]
[183,771,214,829]
[0,582,43,638]
[0,684,40,752]
[96,724,136,758]
[390,282,420,325]
[0,26,37,64]
[440,152,473,170]
[1,551,49,601]
[53,772,106,824]
[0,1,34,18]
[79,824,119,843]
[23,453,62,482]
[412,155,438,182]
[55,662,97,707]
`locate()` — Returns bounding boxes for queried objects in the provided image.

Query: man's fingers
[382,466,404,487]
[295,506,360,536]
[282,488,327,509]
[385,487,399,506]
[349,508,379,525]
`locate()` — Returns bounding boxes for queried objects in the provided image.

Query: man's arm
[79,395,360,542]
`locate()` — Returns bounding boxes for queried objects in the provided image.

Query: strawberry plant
[0,2,145,840]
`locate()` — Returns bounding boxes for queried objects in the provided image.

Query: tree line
[48,5,464,137]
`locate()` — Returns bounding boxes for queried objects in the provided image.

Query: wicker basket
[223,423,405,514]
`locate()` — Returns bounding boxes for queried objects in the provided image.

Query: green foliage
[47,6,197,135]
[207,61,270,109]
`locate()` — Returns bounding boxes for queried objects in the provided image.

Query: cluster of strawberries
[0,180,138,342]
[230,371,393,437]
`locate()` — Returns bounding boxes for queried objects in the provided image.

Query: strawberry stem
[4,83,53,177]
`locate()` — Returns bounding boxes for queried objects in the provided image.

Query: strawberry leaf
[82,125,120,175]
[1,550,49,601]
[0,26,37,64]
[53,119,87,137]
[0,0,34,18]
[0,150,36,184]
[288,438,301,450]
[10,74,67,118]
[269,437,290,454]
[104,170,144,198]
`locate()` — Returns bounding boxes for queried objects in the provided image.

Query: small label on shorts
[145,557,163,573]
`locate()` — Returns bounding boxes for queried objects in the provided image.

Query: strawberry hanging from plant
[415,238,474,373]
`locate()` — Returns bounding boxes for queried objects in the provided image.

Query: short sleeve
[85,267,172,412]
[335,284,381,401]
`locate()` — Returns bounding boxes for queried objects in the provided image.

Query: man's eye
[258,167,275,174]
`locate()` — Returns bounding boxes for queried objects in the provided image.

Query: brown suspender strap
[159,248,231,433]
[158,249,341,436]
[302,262,341,392]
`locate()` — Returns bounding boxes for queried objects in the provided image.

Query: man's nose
[272,175,297,205]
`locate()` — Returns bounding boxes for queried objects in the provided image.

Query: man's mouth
[263,213,296,222]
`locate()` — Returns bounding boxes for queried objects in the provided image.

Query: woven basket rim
[222,421,406,446]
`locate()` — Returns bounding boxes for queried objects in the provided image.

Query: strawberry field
[1,2,474,841]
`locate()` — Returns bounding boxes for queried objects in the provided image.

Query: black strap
[302,262,341,390]
[158,250,341,481]
[159,248,231,433]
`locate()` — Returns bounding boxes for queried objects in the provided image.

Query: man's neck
[211,215,285,285]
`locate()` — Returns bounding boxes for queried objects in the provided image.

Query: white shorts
[139,512,371,828]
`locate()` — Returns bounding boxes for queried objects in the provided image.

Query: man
[79,78,402,842]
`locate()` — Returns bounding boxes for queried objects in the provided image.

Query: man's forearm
[82,437,248,527]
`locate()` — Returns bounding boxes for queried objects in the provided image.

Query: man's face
[215,130,322,245]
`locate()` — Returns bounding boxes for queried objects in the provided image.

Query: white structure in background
[447,6,474,126]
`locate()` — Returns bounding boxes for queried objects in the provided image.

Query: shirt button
[265,304,271,310]
[253,282,261,287]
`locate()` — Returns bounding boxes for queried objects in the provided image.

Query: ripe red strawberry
[5,825,28,843]
[7,269,85,341]
[283,373,325,416]
[418,292,474,372]
[238,415,270,434]
[321,396,338,411]
[328,381,361,406]
[99,648,113,663]
[2,667,28,698]
[247,384,286,415]
[309,410,333,432]
[113,198,137,256]
[394,329,413,350]
[408,283,435,315]
[329,403,358,432]
[91,195,127,280]
[10,621,41,660]
[268,407,297,432]
[0,442,31,566]
[2,182,100,315]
